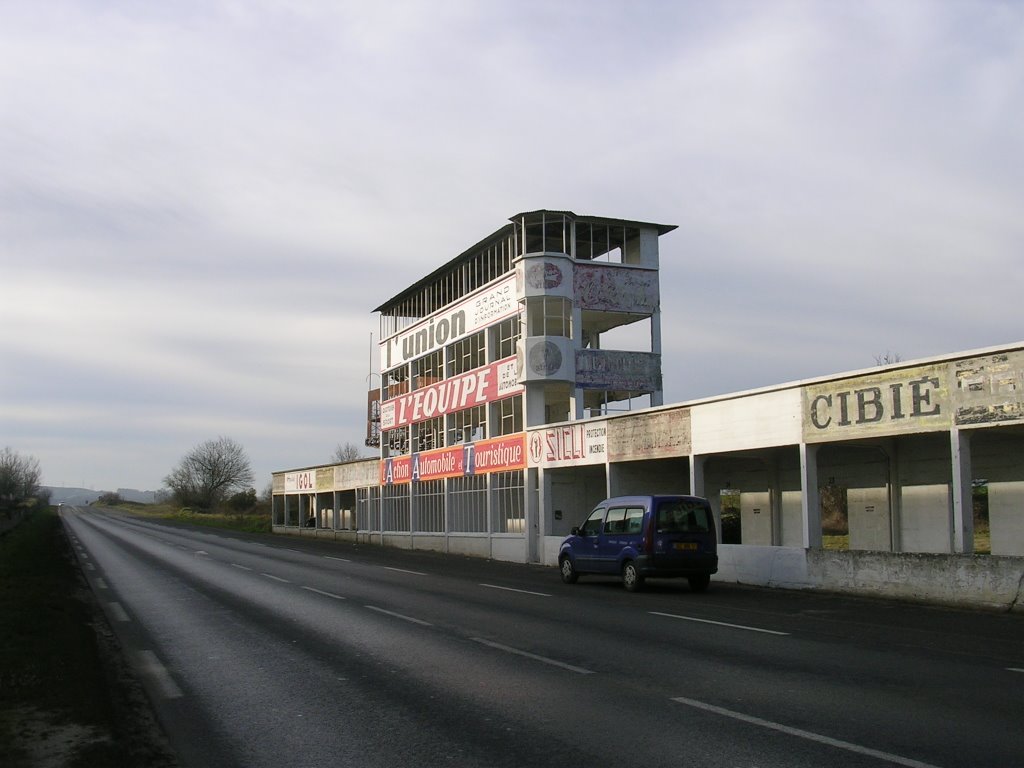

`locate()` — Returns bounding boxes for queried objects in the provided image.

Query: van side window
[625,507,644,533]
[603,507,627,533]
[579,507,606,537]
[656,500,712,533]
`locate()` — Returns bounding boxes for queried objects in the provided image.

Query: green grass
[111,502,272,533]
[0,508,176,767]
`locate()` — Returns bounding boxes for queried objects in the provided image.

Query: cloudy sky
[2,1,1021,493]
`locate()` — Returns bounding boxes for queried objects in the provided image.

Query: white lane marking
[1009,667,1024,673]
[95,578,108,589]
[133,650,184,700]
[471,638,595,675]
[651,611,789,636]
[480,583,551,598]
[382,566,427,576]
[302,586,346,600]
[364,605,433,626]
[261,572,291,583]
[324,555,350,562]
[194,550,209,556]
[107,602,130,622]
[672,697,941,768]
[231,563,253,571]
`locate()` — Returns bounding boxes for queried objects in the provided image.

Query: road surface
[61,507,1023,768]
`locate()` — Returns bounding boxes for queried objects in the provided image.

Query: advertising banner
[527,422,608,468]
[284,470,316,493]
[380,433,526,485]
[380,276,518,370]
[607,409,691,461]
[379,356,521,430]
[802,364,949,442]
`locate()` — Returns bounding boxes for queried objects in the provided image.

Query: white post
[800,442,822,549]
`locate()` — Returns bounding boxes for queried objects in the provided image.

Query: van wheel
[622,561,644,592]
[559,556,578,584]
[688,574,711,593]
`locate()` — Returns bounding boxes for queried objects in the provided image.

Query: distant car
[558,495,718,592]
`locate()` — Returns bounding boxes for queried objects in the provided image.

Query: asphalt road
[61,507,1023,768]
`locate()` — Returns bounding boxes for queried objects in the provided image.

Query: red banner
[380,434,526,485]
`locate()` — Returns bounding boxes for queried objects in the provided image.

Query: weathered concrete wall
[900,484,951,553]
[716,545,1023,612]
[740,491,773,545]
[781,490,803,547]
[990,480,1024,556]
[848,486,892,551]
[806,549,1024,612]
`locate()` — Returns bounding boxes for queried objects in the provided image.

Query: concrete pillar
[689,454,706,498]
[770,455,782,547]
[650,305,663,407]
[800,442,823,549]
[950,428,974,554]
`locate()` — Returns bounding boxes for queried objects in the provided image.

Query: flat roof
[373,210,677,314]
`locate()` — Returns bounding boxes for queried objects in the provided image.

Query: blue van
[558,495,718,592]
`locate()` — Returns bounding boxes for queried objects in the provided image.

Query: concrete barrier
[717,544,1024,612]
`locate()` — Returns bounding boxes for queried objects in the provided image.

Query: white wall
[990,480,1024,556]
[691,389,802,454]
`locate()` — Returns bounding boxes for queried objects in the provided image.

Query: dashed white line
[382,566,427,576]
[480,583,551,598]
[132,650,183,700]
[261,572,291,583]
[671,696,941,768]
[471,638,595,675]
[302,586,346,600]
[364,605,433,626]
[651,611,789,636]
[107,602,130,622]
[1009,667,1024,673]
[231,563,253,571]
[324,555,350,562]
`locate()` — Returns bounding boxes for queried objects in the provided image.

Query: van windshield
[655,500,712,534]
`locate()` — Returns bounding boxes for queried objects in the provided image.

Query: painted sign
[284,470,316,493]
[380,434,526,485]
[952,351,1024,425]
[574,263,658,313]
[380,275,518,370]
[607,408,691,461]
[379,356,521,430]
[527,422,607,468]
[803,364,949,442]
[576,349,661,391]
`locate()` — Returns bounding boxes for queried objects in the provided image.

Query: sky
[1,0,1022,493]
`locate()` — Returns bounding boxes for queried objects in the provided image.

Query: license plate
[673,542,698,551]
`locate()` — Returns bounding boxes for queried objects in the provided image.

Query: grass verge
[0,507,177,767]
[105,501,271,534]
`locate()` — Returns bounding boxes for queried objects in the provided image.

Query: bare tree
[164,436,254,511]
[332,442,366,463]
[874,351,903,366]
[0,447,41,510]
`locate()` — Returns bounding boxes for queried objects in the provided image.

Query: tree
[227,487,257,512]
[0,447,41,510]
[332,442,366,463]
[164,436,254,511]
[874,351,903,366]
